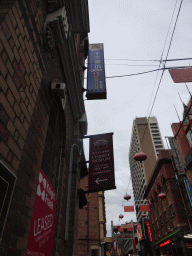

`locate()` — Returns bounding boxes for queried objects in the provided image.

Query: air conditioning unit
[51,82,66,99]
[44,6,70,49]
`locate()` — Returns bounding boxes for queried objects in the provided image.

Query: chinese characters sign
[137,223,142,241]
[124,206,135,212]
[25,169,56,256]
[146,221,152,242]
[113,234,133,240]
[88,133,116,192]
[139,205,151,212]
[87,44,107,100]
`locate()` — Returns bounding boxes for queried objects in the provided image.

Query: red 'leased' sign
[25,169,57,256]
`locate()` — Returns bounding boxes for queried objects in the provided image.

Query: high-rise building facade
[129,117,164,221]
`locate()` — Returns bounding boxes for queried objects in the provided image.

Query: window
[186,129,192,147]
[164,211,168,222]
[153,137,161,140]
[156,220,159,229]
[159,216,163,226]
[153,134,160,137]
[155,145,163,148]
[152,130,159,133]
[169,205,175,217]
[0,162,16,242]
[41,100,66,190]
[163,177,168,192]
[91,249,97,256]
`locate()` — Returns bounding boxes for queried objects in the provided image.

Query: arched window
[163,177,168,192]
[41,99,65,190]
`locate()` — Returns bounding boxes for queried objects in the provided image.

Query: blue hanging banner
[87,44,107,100]
[184,178,192,207]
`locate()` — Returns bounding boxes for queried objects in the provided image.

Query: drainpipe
[65,144,80,240]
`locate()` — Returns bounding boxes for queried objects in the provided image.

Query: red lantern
[158,193,166,199]
[119,214,124,219]
[134,152,147,161]
[124,194,131,201]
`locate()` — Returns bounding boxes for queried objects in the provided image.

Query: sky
[83,0,192,236]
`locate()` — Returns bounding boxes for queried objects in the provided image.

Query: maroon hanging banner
[139,205,151,212]
[25,169,57,256]
[169,68,192,83]
[118,228,124,233]
[88,133,116,192]
[124,206,135,212]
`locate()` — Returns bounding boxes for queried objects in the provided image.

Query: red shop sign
[25,169,57,256]
[160,240,171,247]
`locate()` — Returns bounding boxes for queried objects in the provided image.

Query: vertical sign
[168,137,185,175]
[137,223,142,241]
[184,178,192,207]
[26,169,56,256]
[87,44,107,100]
[89,133,116,192]
[146,221,152,242]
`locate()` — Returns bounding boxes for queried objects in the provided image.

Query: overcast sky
[83,0,192,236]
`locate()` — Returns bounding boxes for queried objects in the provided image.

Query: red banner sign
[25,169,57,256]
[137,223,142,241]
[169,68,192,83]
[127,227,133,232]
[133,239,137,254]
[139,205,151,212]
[88,133,116,191]
[146,221,152,242]
[118,228,124,233]
[124,206,134,212]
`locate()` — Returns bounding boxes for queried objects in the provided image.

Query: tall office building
[129,117,164,220]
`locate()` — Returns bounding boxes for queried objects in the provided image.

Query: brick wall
[0,0,84,255]
[77,176,100,256]
[147,159,187,242]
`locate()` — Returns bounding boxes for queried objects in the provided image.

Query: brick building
[144,150,192,256]
[77,174,107,256]
[0,0,89,255]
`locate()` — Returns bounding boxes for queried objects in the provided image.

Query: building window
[163,177,168,192]
[159,216,163,226]
[164,211,168,222]
[41,100,65,190]
[155,145,163,148]
[186,129,192,147]
[91,249,97,256]
[169,205,175,217]
[156,220,159,229]
[0,162,16,242]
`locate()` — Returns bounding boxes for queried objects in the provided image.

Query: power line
[103,57,192,62]
[140,0,184,145]
[146,0,178,117]
[84,66,191,79]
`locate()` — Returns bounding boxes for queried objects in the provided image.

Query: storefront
[152,230,192,256]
